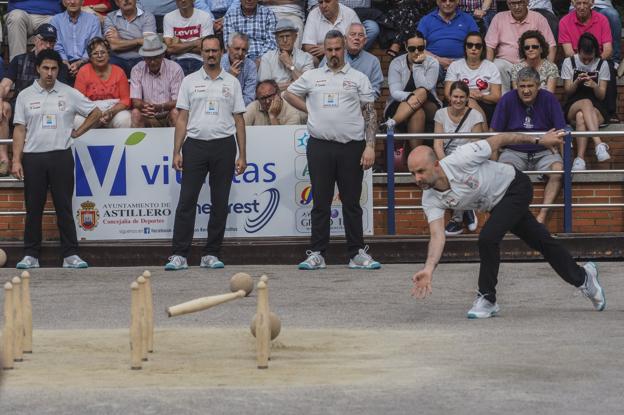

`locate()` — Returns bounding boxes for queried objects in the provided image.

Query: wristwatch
[289,65,295,71]
[534,136,541,145]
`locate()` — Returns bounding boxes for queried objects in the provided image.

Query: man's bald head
[408,146,437,170]
[408,146,440,190]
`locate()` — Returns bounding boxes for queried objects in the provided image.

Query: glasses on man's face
[465,42,483,50]
[407,45,425,53]
[523,44,540,51]
[258,92,277,101]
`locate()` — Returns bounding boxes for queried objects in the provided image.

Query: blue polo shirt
[491,89,566,152]
[417,9,478,59]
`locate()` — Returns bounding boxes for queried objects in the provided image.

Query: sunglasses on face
[465,42,483,50]
[407,45,425,53]
[523,44,540,50]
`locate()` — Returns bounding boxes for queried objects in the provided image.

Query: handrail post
[385,127,396,235]
[563,131,573,233]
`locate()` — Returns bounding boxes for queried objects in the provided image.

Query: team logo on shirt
[222,85,231,98]
[342,80,357,90]
[76,200,100,231]
[463,175,479,189]
[58,100,66,111]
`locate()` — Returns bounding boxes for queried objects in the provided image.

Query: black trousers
[478,170,586,303]
[171,136,236,258]
[22,149,79,258]
[307,137,365,258]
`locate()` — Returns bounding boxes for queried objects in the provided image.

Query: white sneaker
[467,293,500,319]
[348,246,381,269]
[200,255,224,269]
[298,251,326,270]
[595,143,610,162]
[579,262,606,311]
[572,157,586,171]
[383,118,396,131]
[165,255,188,271]
[16,256,39,269]
[62,255,88,269]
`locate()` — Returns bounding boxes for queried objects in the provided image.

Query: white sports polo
[287,62,374,143]
[176,67,246,140]
[301,4,360,46]
[13,80,96,153]
[422,141,516,223]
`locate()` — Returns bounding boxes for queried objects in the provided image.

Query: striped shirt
[223,4,278,60]
[130,58,185,104]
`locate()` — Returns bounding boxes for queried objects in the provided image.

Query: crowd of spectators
[0,0,622,218]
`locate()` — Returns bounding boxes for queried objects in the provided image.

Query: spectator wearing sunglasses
[383,31,442,152]
[511,30,558,93]
[485,0,556,93]
[445,31,501,126]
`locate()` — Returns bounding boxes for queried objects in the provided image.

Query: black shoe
[445,220,464,236]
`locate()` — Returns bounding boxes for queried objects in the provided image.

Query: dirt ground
[4,327,451,389]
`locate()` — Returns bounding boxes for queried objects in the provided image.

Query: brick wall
[372,181,624,235]
[0,180,621,240]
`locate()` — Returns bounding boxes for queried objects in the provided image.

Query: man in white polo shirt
[165,34,247,271]
[408,133,606,318]
[301,0,360,61]
[284,29,380,271]
[11,49,102,269]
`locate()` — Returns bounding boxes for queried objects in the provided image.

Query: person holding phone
[561,32,611,171]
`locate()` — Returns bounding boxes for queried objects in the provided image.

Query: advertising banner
[72,126,373,240]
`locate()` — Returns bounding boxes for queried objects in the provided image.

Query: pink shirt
[558,10,612,53]
[485,10,556,64]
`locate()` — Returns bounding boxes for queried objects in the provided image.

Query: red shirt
[75,64,131,107]
[558,10,612,53]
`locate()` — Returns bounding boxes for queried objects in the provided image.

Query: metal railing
[0,132,623,233]
[376,129,624,235]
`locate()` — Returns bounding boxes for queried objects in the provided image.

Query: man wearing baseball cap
[0,23,70,177]
[258,18,314,91]
[130,34,184,128]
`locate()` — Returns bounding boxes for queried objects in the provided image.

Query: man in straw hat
[130,34,184,127]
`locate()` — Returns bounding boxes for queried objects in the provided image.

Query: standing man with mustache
[165,35,247,271]
[284,30,380,271]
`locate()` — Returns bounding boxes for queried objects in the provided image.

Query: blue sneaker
[62,255,88,269]
[16,256,39,269]
[579,262,606,311]
[165,255,188,271]
[200,255,224,269]
[298,251,326,270]
[348,246,381,270]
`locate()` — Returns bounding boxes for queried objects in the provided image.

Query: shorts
[498,148,562,172]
